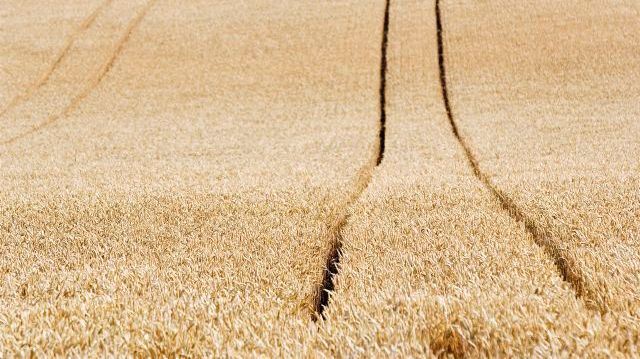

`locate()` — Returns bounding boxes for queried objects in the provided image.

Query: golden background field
[1,0,638,356]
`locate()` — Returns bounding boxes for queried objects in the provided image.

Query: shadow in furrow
[316,233,344,318]
[434,0,595,310]
[313,0,390,320]
[376,0,390,166]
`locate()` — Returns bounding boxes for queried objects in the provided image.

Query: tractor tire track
[0,0,113,120]
[313,0,390,320]
[1,0,157,147]
[435,0,597,311]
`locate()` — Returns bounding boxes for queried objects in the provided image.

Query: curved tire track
[435,0,597,311]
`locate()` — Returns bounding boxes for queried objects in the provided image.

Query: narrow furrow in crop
[434,0,594,309]
[314,0,391,319]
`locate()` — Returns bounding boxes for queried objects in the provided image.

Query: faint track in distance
[0,0,157,147]
[0,0,113,120]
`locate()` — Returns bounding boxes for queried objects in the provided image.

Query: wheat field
[0,0,638,356]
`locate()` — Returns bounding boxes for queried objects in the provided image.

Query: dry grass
[1,0,638,356]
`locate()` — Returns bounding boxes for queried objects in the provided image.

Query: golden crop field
[0,0,638,356]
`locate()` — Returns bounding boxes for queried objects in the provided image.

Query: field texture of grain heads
[1,0,382,355]
[1,0,638,356]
